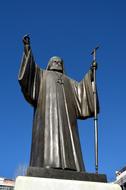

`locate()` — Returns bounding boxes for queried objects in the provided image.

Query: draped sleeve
[71,70,99,119]
[18,50,40,107]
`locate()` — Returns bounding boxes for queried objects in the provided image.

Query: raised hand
[23,34,30,46]
[22,34,31,55]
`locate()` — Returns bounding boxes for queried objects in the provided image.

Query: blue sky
[0,0,126,182]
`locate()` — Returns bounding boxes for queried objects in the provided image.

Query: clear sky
[0,0,126,182]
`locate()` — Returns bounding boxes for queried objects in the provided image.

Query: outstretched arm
[18,35,40,106]
[23,34,31,56]
[71,67,99,120]
[78,67,99,118]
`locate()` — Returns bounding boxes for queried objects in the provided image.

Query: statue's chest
[44,71,65,86]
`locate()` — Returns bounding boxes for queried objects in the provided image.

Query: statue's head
[47,56,64,73]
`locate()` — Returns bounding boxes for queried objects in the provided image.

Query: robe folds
[18,50,98,172]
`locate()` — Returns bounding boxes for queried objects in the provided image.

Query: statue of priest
[18,35,99,173]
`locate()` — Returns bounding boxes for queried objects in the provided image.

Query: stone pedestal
[27,167,107,182]
[14,176,121,190]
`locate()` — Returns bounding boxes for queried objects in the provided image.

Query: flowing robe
[18,50,97,172]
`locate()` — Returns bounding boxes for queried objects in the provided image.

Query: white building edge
[0,177,15,190]
[114,167,126,190]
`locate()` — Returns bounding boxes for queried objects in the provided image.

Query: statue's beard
[49,65,63,73]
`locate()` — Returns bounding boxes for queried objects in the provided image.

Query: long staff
[91,46,99,174]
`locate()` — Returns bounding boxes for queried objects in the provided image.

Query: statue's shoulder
[65,75,77,83]
[63,75,78,87]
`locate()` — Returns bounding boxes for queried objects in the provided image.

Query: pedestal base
[14,176,121,190]
[27,167,107,182]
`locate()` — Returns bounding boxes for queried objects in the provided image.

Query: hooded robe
[18,49,98,172]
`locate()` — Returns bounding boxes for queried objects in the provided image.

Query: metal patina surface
[18,35,99,175]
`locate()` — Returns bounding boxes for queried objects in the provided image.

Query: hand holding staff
[91,46,99,174]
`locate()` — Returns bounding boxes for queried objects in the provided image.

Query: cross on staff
[91,46,99,174]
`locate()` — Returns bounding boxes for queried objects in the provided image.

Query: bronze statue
[18,35,99,173]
